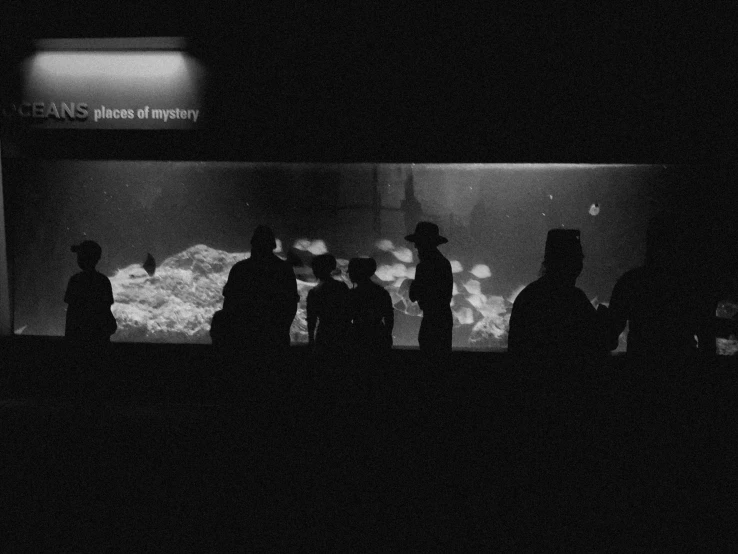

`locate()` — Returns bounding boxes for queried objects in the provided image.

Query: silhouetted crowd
[63,217,730,407]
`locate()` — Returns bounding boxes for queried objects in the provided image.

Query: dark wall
[1,4,734,164]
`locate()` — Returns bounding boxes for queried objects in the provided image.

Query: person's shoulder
[572,285,593,303]
[229,258,251,271]
[94,270,112,283]
[270,254,294,272]
[514,279,540,299]
[511,279,544,309]
[65,272,84,296]
[371,283,391,303]
[431,250,451,264]
[614,266,648,290]
[329,279,349,291]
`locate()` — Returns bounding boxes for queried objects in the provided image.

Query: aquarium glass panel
[4,162,671,349]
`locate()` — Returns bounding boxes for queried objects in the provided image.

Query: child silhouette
[64,240,117,416]
[348,257,394,402]
[64,240,117,345]
[307,253,351,358]
[348,257,394,353]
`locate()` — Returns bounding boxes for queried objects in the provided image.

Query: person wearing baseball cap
[64,240,117,344]
[405,222,454,361]
[64,239,117,415]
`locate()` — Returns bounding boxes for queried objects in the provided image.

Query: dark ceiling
[0,3,733,163]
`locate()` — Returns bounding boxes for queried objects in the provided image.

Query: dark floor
[1,341,736,552]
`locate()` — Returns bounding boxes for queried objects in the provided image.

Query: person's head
[540,229,584,285]
[348,257,377,284]
[312,253,337,281]
[405,221,448,259]
[71,240,102,271]
[250,225,277,255]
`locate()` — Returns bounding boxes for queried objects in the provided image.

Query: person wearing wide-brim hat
[405,222,454,360]
[404,221,449,247]
[507,229,609,360]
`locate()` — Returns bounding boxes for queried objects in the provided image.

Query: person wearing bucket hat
[507,229,609,359]
[405,222,454,358]
[222,225,299,357]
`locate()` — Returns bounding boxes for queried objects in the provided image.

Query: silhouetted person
[607,216,709,359]
[405,222,453,361]
[507,229,609,361]
[307,253,351,360]
[348,257,394,400]
[64,240,117,413]
[348,257,394,351]
[221,225,299,361]
[64,240,117,345]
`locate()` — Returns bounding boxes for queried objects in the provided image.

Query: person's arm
[506,296,525,355]
[693,289,719,356]
[63,278,76,338]
[408,279,417,303]
[408,261,425,304]
[222,265,237,312]
[348,289,358,326]
[101,276,117,335]
[285,266,299,321]
[575,289,610,354]
[274,264,299,335]
[63,275,76,305]
[606,276,630,351]
[105,277,114,307]
[383,290,394,344]
[444,262,454,305]
[306,290,317,346]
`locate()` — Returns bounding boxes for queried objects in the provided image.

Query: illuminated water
[4,162,669,349]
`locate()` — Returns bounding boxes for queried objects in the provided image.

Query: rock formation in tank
[110,244,314,343]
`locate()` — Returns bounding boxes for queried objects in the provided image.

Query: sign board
[1,45,206,130]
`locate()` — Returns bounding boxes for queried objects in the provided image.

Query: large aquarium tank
[3,162,691,350]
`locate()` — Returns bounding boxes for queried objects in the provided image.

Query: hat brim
[404,234,448,245]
